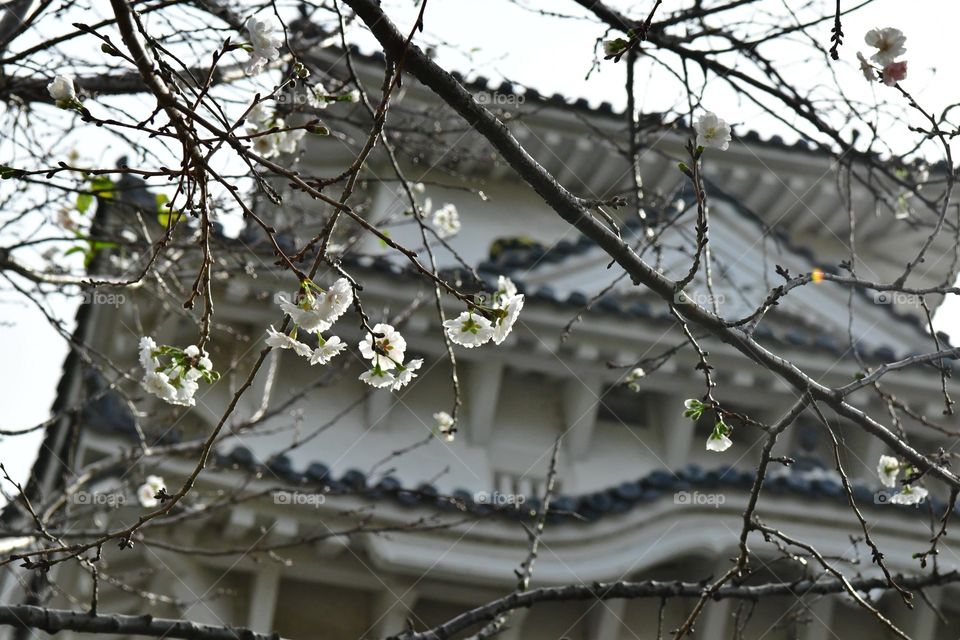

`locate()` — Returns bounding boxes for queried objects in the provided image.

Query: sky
[1,0,958,490]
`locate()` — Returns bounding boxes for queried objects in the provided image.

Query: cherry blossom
[391,358,423,391]
[279,278,353,333]
[492,294,524,345]
[139,338,217,407]
[139,336,159,372]
[881,60,907,86]
[265,326,313,358]
[432,203,461,238]
[706,432,733,452]
[245,16,283,74]
[706,419,733,452]
[877,455,900,488]
[864,27,906,65]
[359,323,407,370]
[434,411,456,442]
[694,112,732,151]
[47,75,80,109]
[143,371,177,404]
[856,52,877,82]
[890,485,927,506]
[443,311,494,348]
[309,336,346,365]
[137,475,166,508]
[359,366,396,388]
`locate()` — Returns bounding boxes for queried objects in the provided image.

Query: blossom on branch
[265,326,313,358]
[694,112,731,151]
[443,311,494,347]
[245,17,283,75]
[706,419,733,452]
[864,27,906,65]
[877,455,900,488]
[140,337,217,406]
[434,411,456,442]
[359,323,407,370]
[309,336,346,365]
[47,75,81,110]
[856,52,877,82]
[432,203,461,238]
[881,60,907,86]
[890,485,927,505]
[137,475,166,508]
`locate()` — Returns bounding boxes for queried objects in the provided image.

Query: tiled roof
[215,444,960,523]
[76,378,949,525]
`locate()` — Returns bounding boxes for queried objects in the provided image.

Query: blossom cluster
[267,277,351,362]
[442,276,524,348]
[876,455,928,505]
[245,17,283,75]
[858,28,907,86]
[683,399,732,452]
[246,104,306,158]
[140,338,217,406]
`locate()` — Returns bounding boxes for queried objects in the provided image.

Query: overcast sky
[2,0,958,489]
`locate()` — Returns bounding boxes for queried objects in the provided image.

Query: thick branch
[388,571,960,640]
[0,604,287,640]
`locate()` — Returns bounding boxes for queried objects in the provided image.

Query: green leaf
[90,176,114,199]
[76,192,94,214]
[155,193,181,227]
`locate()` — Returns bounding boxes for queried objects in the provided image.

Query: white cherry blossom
[443,311,494,348]
[245,16,283,74]
[391,358,423,391]
[359,367,396,388]
[864,27,906,65]
[492,294,524,345]
[279,294,331,333]
[139,336,158,372]
[432,203,461,238]
[877,455,900,488]
[359,323,406,370]
[47,75,78,108]
[434,411,456,442]
[309,336,346,365]
[890,485,927,505]
[694,112,732,151]
[137,475,166,508]
[143,371,177,403]
[265,325,313,358]
[706,432,733,452]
